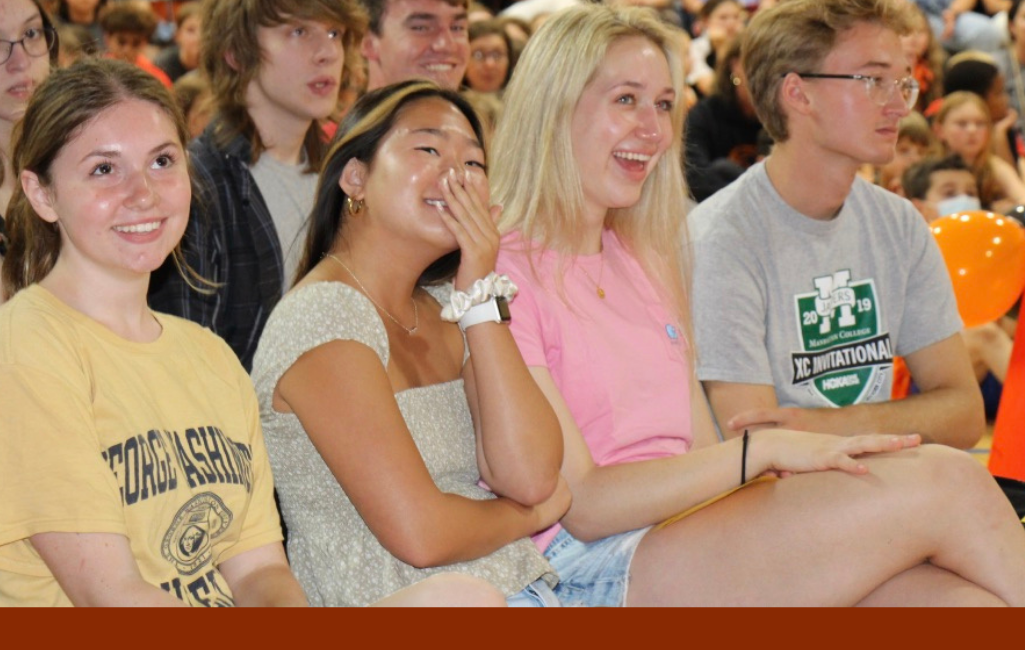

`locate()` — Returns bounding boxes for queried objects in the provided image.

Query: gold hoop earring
[346,196,364,215]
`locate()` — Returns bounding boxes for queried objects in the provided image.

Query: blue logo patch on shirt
[665,324,679,342]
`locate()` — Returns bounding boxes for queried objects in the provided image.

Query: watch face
[496,296,511,322]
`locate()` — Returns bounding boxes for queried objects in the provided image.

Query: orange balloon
[931,210,1025,328]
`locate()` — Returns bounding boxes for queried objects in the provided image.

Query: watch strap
[458,296,511,331]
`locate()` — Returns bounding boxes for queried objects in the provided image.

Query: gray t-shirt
[690,161,962,409]
[250,154,317,289]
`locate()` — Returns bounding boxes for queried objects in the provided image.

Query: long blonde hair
[491,4,691,334]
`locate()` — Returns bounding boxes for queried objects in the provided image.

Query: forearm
[711,380,983,448]
[227,565,308,607]
[466,323,562,502]
[382,492,548,568]
[31,532,189,607]
[561,437,749,542]
[809,386,984,448]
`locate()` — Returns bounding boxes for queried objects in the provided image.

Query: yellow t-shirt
[0,285,283,606]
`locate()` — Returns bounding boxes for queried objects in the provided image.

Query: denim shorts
[542,526,650,607]
[506,578,562,607]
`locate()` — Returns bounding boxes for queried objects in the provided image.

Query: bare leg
[370,574,508,607]
[627,445,1025,606]
[856,564,1005,607]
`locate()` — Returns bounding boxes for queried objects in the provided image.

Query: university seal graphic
[162,492,233,575]
[791,270,893,407]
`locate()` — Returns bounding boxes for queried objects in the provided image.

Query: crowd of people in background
[3,0,1025,607]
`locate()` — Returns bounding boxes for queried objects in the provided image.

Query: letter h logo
[813,270,857,335]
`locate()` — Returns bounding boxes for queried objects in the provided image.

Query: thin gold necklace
[325,253,419,335]
[578,252,605,299]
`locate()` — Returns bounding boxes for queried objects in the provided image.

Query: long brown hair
[2,58,191,298]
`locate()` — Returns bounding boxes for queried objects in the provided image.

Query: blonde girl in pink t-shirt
[491,3,1025,607]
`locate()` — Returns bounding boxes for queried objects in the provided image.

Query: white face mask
[936,194,982,217]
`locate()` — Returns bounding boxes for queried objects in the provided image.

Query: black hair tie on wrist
[741,429,750,486]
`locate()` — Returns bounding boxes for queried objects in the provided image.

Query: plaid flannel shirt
[149,122,285,372]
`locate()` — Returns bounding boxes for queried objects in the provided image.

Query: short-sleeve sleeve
[213,358,285,564]
[692,233,776,385]
[251,282,391,405]
[0,363,125,552]
[894,209,963,356]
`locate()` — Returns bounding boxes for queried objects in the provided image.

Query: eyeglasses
[790,73,920,109]
[0,26,56,65]
[471,50,508,63]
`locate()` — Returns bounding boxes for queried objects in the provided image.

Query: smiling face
[799,22,911,170]
[0,0,52,132]
[351,96,485,251]
[363,0,469,90]
[569,36,675,226]
[23,98,191,281]
[246,17,346,134]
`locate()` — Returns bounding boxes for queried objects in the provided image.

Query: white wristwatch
[458,296,511,331]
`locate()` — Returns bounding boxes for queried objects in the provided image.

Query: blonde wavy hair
[491,4,691,333]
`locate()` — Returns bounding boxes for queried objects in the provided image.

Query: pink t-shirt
[497,230,693,551]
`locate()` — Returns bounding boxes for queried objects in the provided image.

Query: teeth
[426,199,448,208]
[614,151,652,162]
[114,222,160,234]
[425,64,454,71]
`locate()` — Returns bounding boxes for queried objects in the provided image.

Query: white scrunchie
[440,272,518,322]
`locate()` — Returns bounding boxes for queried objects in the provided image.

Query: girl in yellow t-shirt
[0,58,503,607]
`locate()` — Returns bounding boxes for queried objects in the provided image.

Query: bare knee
[913,445,1005,514]
[409,574,508,607]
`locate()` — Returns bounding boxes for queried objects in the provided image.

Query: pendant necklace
[578,252,606,299]
[325,254,419,335]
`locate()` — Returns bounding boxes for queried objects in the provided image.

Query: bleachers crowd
[2,0,1025,607]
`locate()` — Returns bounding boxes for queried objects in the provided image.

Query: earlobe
[339,158,368,199]
[21,171,58,224]
[224,50,239,71]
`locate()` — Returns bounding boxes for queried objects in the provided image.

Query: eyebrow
[79,141,181,164]
[412,127,483,150]
[405,13,439,22]
[0,14,44,37]
[404,11,468,23]
[608,80,677,97]
[860,60,912,75]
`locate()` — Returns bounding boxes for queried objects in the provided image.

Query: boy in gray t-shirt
[690,0,983,449]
